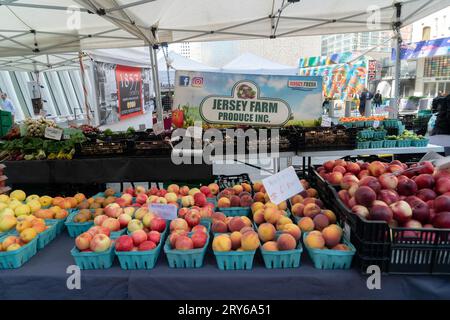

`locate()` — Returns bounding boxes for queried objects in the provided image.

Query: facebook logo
[179,76,190,86]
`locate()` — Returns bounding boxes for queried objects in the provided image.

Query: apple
[340,175,359,190]
[121,194,133,206]
[124,187,135,196]
[192,225,208,233]
[115,235,134,251]
[434,195,450,213]
[208,183,219,195]
[369,204,393,222]
[355,186,376,207]
[416,188,437,202]
[174,235,194,250]
[135,186,146,195]
[346,162,361,175]
[390,201,412,223]
[131,230,148,246]
[115,198,127,207]
[378,189,400,205]
[142,212,156,227]
[164,192,178,203]
[415,174,435,190]
[359,176,381,193]
[127,219,144,233]
[136,193,148,205]
[418,161,434,174]
[368,161,386,177]
[351,205,369,219]
[170,218,189,231]
[397,178,418,196]
[94,214,108,226]
[191,231,207,248]
[89,234,111,252]
[150,217,166,232]
[138,240,157,251]
[379,173,398,190]
[123,207,136,216]
[436,178,450,195]
[333,165,346,174]
[185,210,201,228]
[147,231,161,244]
[87,226,110,237]
[358,170,370,179]
[75,232,93,250]
[101,217,121,231]
[118,214,132,228]
[178,207,189,219]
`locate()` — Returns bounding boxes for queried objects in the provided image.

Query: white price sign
[153,122,164,135]
[262,166,304,205]
[321,116,332,127]
[373,120,380,128]
[44,127,63,140]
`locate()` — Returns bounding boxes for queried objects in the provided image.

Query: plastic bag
[426,114,436,136]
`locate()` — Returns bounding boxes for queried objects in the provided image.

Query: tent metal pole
[390,3,402,119]
[106,0,157,12]
[149,44,163,124]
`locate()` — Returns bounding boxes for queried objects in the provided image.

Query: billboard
[173,71,323,127]
[393,36,450,60]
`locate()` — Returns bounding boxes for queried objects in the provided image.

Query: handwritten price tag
[44,127,63,140]
[321,116,332,127]
[149,203,178,220]
[373,120,380,128]
[153,122,164,135]
[262,166,304,205]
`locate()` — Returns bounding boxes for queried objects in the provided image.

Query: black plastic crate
[76,140,133,157]
[214,173,253,193]
[297,126,358,151]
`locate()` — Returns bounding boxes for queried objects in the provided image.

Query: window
[422,26,431,40]
[424,56,450,77]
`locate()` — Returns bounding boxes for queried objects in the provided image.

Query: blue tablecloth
[1,233,450,300]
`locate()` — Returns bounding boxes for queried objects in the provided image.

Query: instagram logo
[191,77,204,87]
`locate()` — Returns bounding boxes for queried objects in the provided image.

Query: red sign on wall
[116,65,143,120]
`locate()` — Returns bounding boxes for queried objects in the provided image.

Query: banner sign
[94,61,153,125]
[298,57,367,101]
[392,36,450,60]
[174,71,322,127]
[116,65,143,120]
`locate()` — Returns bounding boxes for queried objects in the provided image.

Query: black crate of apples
[315,159,450,274]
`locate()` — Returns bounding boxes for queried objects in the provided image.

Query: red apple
[75,232,93,251]
[136,193,148,205]
[150,217,166,232]
[131,230,148,247]
[397,178,418,196]
[147,231,161,244]
[193,192,207,207]
[185,211,201,228]
[87,226,110,237]
[436,178,450,195]
[170,218,189,231]
[124,187,135,196]
[378,189,400,205]
[434,195,450,213]
[191,225,207,233]
[390,200,412,223]
[359,176,381,193]
[174,235,194,250]
[355,186,377,207]
[191,231,207,248]
[104,203,122,218]
[94,214,108,226]
[115,235,134,251]
[118,214,132,229]
[379,173,398,190]
[369,204,393,222]
[138,240,157,251]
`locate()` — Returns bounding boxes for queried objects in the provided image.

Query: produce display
[212,229,260,252]
[74,227,112,253]
[211,213,252,234]
[317,159,450,229]
[0,215,47,251]
[216,183,254,208]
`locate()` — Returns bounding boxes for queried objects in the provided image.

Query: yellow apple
[0,207,14,218]
[27,199,41,212]
[26,194,40,203]
[14,204,31,217]
[6,243,21,251]
[0,215,17,232]
[10,190,26,202]
[0,194,10,203]
[39,196,53,207]
[20,228,37,243]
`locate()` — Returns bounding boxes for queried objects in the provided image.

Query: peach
[328,172,343,185]
[228,195,240,207]
[291,195,304,205]
[291,203,305,217]
[241,216,252,227]
[212,212,226,222]
[263,208,281,224]
[379,173,398,190]
[233,185,244,195]
[323,160,335,172]
[240,226,255,234]
[240,231,260,251]
[397,178,418,196]
[264,202,278,210]
[346,162,361,175]
[212,220,228,233]
[338,190,351,206]
[228,217,246,232]
[303,203,321,218]
[322,210,337,224]
[251,202,265,213]
[390,200,413,223]
[253,182,263,192]
[253,210,265,225]
[333,244,351,251]
[262,241,278,251]
[369,205,393,222]
[217,197,231,208]
[277,233,297,250]
[351,205,370,219]
[242,183,252,193]
[306,188,318,198]
[436,177,450,195]
[305,232,325,249]
[253,192,265,203]
[298,217,315,232]
[212,234,232,252]
[230,231,242,250]
[282,223,301,241]
[313,214,329,231]
[276,216,293,229]
[359,176,382,193]
[322,224,343,248]
[257,223,276,242]
[340,175,359,190]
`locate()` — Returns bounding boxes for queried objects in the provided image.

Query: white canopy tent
[0,0,449,119]
[221,53,297,75]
